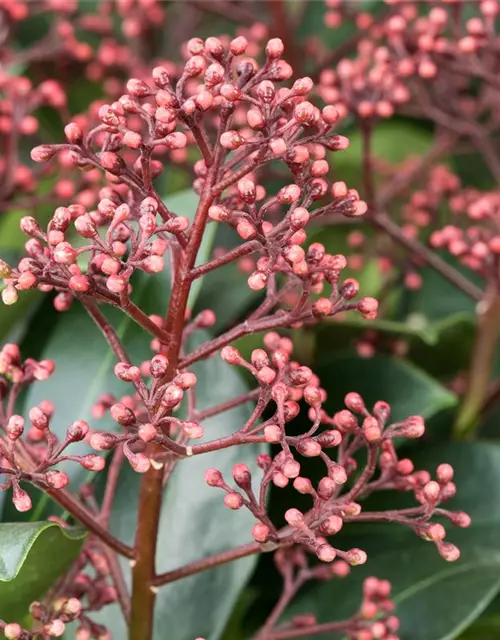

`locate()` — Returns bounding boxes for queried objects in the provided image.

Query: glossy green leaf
[283,443,500,640]
[316,351,457,423]
[0,522,85,620]
[334,120,433,191]
[93,332,268,640]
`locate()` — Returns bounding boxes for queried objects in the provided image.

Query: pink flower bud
[205,468,224,487]
[293,476,313,494]
[221,346,242,365]
[266,38,284,59]
[224,492,244,509]
[437,541,460,562]
[312,298,333,317]
[29,406,49,430]
[110,403,135,426]
[322,105,340,125]
[90,432,118,451]
[4,624,23,639]
[450,511,471,528]
[44,619,65,637]
[400,415,425,438]
[303,385,321,406]
[13,485,32,512]
[127,452,151,473]
[294,101,316,125]
[346,548,367,566]
[282,458,301,478]
[64,122,83,145]
[53,242,76,265]
[277,184,301,204]
[257,366,277,385]
[69,274,90,292]
[67,420,89,441]
[45,470,70,489]
[126,78,152,97]
[264,424,282,443]
[2,286,18,305]
[423,481,441,503]
[252,522,270,543]
[317,544,336,562]
[285,508,304,527]
[150,354,169,378]
[220,130,245,150]
[182,422,205,440]
[31,145,56,162]
[296,438,322,457]
[344,392,365,413]
[436,463,454,483]
[330,462,348,484]
[137,423,157,442]
[233,463,251,489]
[230,36,248,55]
[320,515,343,535]
[7,415,24,440]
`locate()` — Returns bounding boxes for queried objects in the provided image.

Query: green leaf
[0,522,85,620]
[334,120,433,191]
[283,443,500,640]
[163,189,217,310]
[316,351,457,423]
[93,332,268,640]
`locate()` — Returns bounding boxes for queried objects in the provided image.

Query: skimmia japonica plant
[5,0,500,639]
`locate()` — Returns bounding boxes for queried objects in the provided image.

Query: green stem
[454,292,500,439]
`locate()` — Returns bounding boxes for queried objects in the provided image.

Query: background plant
[1,1,500,639]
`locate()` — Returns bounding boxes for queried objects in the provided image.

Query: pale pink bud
[284,508,304,527]
[252,522,270,543]
[45,470,70,489]
[293,477,313,494]
[320,515,343,535]
[127,452,151,473]
[224,492,244,509]
[7,414,24,440]
[436,463,454,483]
[31,145,56,162]
[221,346,242,365]
[67,420,89,441]
[4,623,23,639]
[205,468,224,487]
[264,424,282,443]
[230,36,248,55]
[2,286,18,305]
[13,485,32,512]
[53,242,76,265]
[346,548,367,566]
[437,541,460,562]
[423,481,441,503]
[138,423,158,442]
[220,130,245,150]
[266,38,284,59]
[248,271,268,290]
[317,544,336,562]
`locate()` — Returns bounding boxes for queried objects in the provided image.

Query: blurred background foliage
[2,2,500,639]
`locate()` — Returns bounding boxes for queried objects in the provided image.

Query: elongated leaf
[282,443,500,640]
[316,351,457,423]
[0,522,85,620]
[93,332,267,640]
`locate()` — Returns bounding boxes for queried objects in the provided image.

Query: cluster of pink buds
[0,343,106,512]
[206,337,469,566]
[318,0,500,124]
